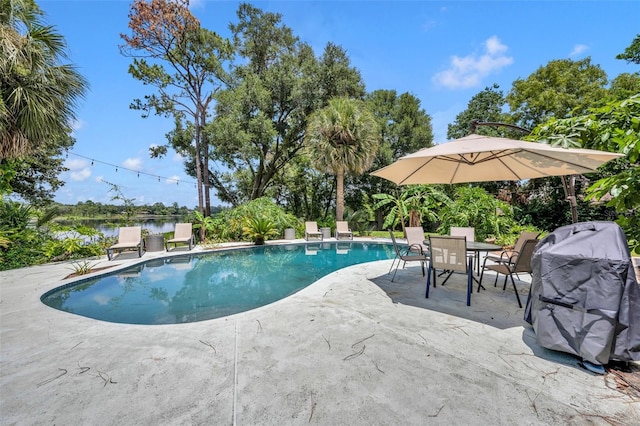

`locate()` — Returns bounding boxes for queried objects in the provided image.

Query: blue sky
[39,0,639,208]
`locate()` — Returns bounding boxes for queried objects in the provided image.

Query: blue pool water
[41,242,395,325]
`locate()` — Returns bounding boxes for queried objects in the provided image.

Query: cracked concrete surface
[1,240,638,425]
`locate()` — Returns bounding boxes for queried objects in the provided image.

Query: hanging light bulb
[91,160,94,166]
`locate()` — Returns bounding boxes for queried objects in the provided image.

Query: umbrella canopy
[371,134,623,185]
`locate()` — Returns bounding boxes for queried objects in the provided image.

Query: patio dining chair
[405,226,428,255]
[165,223,195,251]
[426,235,474,306]
[388,230,428,282]
[483,231,540,273]
[450,226,478,266]
[478,238,539,308]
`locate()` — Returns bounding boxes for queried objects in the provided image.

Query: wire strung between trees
[66,151,198,187]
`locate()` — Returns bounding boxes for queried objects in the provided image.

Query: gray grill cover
[525,221,640,365]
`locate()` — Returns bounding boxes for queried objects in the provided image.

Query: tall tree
[8,134,74,206]
[354,90,433,225]
[616,34,640,65]
[208,4,319,205]
[608,73,640,101]
[447,84,509,139]
[506,58,608,130]
[1,0,87,160]
[120,0,233,216]
[306,97,380,220]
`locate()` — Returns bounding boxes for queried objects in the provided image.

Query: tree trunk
[336,167,345,221]
[193,122,205,241]
[409,209,420,227]
[200,116,211,217]
[561,175,578,224]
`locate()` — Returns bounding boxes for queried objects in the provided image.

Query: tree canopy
[506,58,608,130]
[1,0,87,160]
[1,0,88,205]
[120,0,233,216]
[616,34,640,65]
[306,97,380,220]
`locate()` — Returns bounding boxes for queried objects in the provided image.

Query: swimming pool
[41,241,395,325]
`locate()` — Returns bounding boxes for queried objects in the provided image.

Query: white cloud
[70,119,85,133]
[432,36,513,89]
[569,44,589,58]
[70,168,91,182]
[64,158,91,181]
[166,175,181,185]
[188,0,205,9]
[172,152,185,162]
[422,19,437,31]
[65,158,88,169]
[123,157,143,170]
[95,175,104,183]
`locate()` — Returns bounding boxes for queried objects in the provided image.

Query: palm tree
[306,97,380,220]
[1,0,88,159]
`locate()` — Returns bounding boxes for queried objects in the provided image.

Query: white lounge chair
[335,221,353,240]
[305,221,323,241]
[165,223,195,251]
[106,226,143,260]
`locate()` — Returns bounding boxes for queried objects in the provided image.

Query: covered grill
[525,221,640,365]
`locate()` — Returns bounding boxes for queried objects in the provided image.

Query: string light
[66,151,197,185]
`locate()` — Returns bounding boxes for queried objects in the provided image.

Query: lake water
[60,218,181,237]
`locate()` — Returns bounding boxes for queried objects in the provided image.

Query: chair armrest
[406,243,425,255]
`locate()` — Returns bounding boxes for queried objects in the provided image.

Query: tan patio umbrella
[370,133,623,222]
[371,134,623,185]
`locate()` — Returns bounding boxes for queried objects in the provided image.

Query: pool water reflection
[41,242,394,325]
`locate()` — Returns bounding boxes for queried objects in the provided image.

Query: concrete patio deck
[1,239,639,425]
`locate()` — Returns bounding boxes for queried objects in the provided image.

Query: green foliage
[242,217,278,245]
[608,73,640,102]
[0,160,18,196]
[67,260,97,276]
[494,224,546,248]
[436,186,518,242]
[616,34,640,65]
[0,199,106,270]
[351,90,434,218]
[1,0,88,160]
[121,0,234,213]
[447,84,508,139]
[192,210,217,242]
[373,185,450,232]
[103,180,139,225]
[306,97,381,220]
[211,198,300,242]
[529,95,640,253]
[506,58,608,130]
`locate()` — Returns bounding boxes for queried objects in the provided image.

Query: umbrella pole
[561,175,578,224]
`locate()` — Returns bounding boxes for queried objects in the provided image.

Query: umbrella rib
[492,149,600,179]
[398,157,437,185]
[520,150,603,172]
